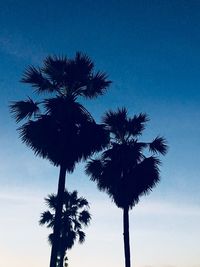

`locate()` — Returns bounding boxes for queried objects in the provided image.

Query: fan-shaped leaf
[77,230,85,243]
[84,71,111,98]
[10,98,39,122]
[127,113,148,136]
[79,210,91,225]
[21,66,56,93]
[149,136,168,155]
[39,211,54,227]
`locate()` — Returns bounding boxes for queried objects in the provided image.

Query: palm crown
[40,190,91,266]
[10,52,111,171]
[86,108,168,209]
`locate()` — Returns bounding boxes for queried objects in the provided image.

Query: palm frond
[78,210,91,225]
[85,159,103,182]
[65,231,76,249]
[74,52,94,79]
[21,66,56,93]
[45,194,57,209]
[42,55,68,87]
[70,190,78,199]
[77,121,110,160]
[44,96,94,123]
[127,113,148,137]
[83,71,111,98]
[39,211,54,226]
[134,156,161,196]
[75,52,94,70]
[149,136,168,155]
[46,52,93,93]
[19,113,108,170]
[77,230,85,243]
[106,156,161,209]
[77,197,89,208]
[18,115,77,170]
[42,52,110,99]
[10,98,40,123]
[102,141,146,168]
[73,220,81,230]
[103,107,127,126]
[102,108,128,141]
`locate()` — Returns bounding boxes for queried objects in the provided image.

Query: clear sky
[0,1,200,267]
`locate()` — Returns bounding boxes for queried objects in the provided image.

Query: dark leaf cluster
[10,52,111,170]
[86,108,168,209]
[21,52,111,98]
[39,190,91,253]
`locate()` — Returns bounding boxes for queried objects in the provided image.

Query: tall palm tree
[85,108,168,267]
[39,190,91,267]
[10,52,111,267]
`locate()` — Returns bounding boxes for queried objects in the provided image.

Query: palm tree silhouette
[10,52,111,267]
[85,108,168,267]
[39,190,91,267]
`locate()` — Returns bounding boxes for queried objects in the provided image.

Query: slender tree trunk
[50,164,67,267]
[59,250,65,267]
[123,206,131,267]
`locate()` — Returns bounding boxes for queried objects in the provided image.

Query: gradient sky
[0,1,200,267]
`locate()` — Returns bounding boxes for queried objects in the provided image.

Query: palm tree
[39,190,91,267]
[85,108,168,267]
[10,52,111,267]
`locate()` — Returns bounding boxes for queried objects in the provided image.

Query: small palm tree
[40,190,91,267]
[10,52,111,267]
[86,108,168,267]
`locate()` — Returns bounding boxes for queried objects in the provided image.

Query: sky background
[0,1,200,267]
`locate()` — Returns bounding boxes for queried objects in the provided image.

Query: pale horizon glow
[1,184,200,267]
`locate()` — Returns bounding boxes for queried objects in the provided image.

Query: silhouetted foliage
[10,52,111,267]
[40,190,91,267]
[10,53,111,170]
[86,108,168,267]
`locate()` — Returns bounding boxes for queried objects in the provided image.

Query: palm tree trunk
[59,250,65,267]
[50,164,67,267]
[123,206,131,267]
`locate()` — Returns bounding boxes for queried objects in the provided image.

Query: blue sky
[0,1,200,267]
